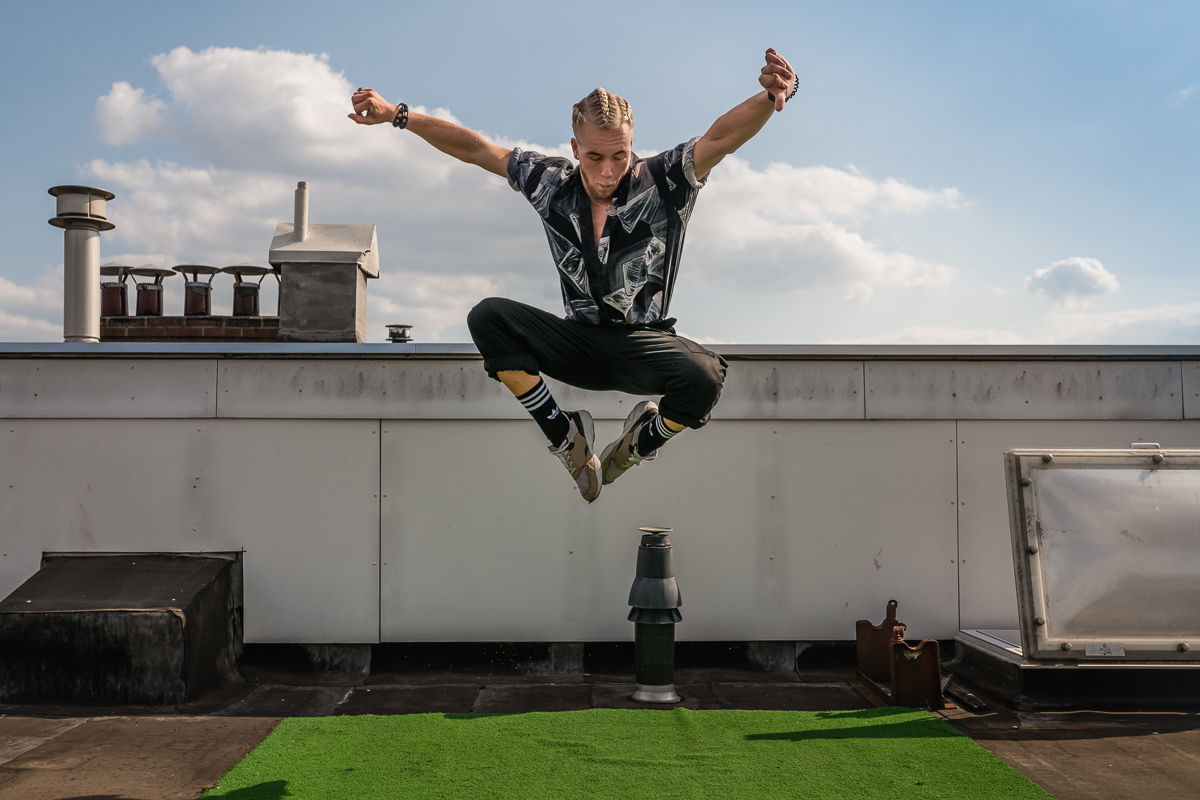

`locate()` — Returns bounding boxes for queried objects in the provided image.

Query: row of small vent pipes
[99,263,277,318]
[47,185,279,335]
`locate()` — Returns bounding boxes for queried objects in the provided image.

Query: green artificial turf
[203,707,1049,799]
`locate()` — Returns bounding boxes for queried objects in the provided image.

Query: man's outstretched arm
[692,49,796,181]
[349,88,512,177]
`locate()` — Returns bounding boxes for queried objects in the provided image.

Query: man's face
[571,123,633,203]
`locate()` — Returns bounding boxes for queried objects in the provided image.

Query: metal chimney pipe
[48,185,115,343]
[64,230,99,338]
[628,526,682,704]
[294,181,309,242]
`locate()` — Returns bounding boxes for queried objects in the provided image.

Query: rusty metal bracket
[855,599,905,682]
[890,629,945,710]
[853,600,948,710]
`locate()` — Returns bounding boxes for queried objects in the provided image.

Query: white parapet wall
[1,343,1198,644]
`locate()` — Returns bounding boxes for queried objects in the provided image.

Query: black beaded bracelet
[766,78,799,105]
[392,102,409,129]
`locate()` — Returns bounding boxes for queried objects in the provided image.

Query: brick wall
[101,316,279,343]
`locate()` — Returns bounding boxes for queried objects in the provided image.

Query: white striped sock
[653,415,680,440]
[519,381,551,411]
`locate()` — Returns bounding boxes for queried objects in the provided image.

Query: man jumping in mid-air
[350,49,796,503]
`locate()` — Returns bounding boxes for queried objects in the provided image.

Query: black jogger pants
[466,297,728,429]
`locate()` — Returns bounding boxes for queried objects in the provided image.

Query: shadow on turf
[199,780,290,799]
[746,709,961,741]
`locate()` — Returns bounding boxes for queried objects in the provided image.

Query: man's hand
[759,48,795,112]
[348,87,397,125]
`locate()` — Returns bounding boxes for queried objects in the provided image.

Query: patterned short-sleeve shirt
[507,138,706,326]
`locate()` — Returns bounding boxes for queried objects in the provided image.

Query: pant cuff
[656,403,711,430]
[482,353,541,381]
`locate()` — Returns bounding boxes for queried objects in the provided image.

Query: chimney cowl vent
[49,185,116,342]
[387,324,413,343]
[48,185,116,231]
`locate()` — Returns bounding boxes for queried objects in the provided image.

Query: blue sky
[2,1,1198,343]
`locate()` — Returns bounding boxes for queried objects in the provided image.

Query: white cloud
[96,82,168,146]
[1170,85,1196,106]
[0,310,60,340]
[687,167,959,301]
[103,252,179,269]
[143,46,468,184]
[842,300,1200,346]
[829,325,1031,345]
[0,268,62,312]
[674,331,736,345]
[0,266,64,340]
[826,298,1200,346]
[1046,300,1200,343]
[369,272,502,341]
[700,158,964,226]
[87,158,294,266]
[77,45,965,340]
[1025,256,1118,308]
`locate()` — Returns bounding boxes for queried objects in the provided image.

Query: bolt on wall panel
[380,418,958,642]
[865,361,1183,420]
[0,419,380,643]
[0,359,217,418]
[955,419,1200,631]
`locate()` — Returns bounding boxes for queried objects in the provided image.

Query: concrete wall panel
[1182,363,1200,419]
[711,362,864,420]
[218,360,512,419]
[217,359,865,421]
[217,359,636,420]
[0,359,217,418]
[0,419,380,643]
[380,419,958,642]
[865,361,1182,420]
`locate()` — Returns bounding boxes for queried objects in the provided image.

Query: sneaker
[549,410,602,502]
[599,400,660,486]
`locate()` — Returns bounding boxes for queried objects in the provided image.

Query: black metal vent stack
[628,527,683,703]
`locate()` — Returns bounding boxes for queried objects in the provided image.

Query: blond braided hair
[572,87,633,136]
